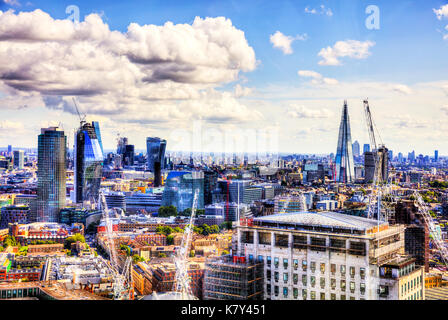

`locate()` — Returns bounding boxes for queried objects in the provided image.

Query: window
[341,280,346,291]
[360,268,366,280]
[350,297,355,300]
[302,260,307,271]
[311,291,316,300]
[350,266,355,278]
[283,258,288,269]
[331,278,336,289]
[267,284,271,294]
[302,289,307,300]
[267,270,271,281]
[350,281,355,293]
[283,273,288,283]
[341,295,346,300]
[341,265,346,276]
[293,273,298,284]
[331,293,336,300]
[274,286,279,296]
[283,287,288,298]
[310,261,316,272]
[320,292,326,300]
[360,283,365,295]
[257,255,263,262]
[249,254,253,262]
[320,263,325,273]
[302,275,307,286]
[311,276,316,288]
[293,259,298,270]
[293,288,298,299]
[267,256,271,266]
[274,272,279,282]
[274,257,279,268]
[331,264,336,275]
[320,277,325,289]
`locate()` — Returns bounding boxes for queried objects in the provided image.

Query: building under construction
[203,255,263,300]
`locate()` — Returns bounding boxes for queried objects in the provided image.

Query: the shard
[335,100,355,183]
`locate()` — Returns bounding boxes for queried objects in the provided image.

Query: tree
[64,233,85,249]
[173,227,183,233]
[190,250,195,257]
[166,234,175,245]
[210,225,220,234]
[219,221,233,231]
[120,244,131,256]
[202,224,211,236]
[132,254,145,263]
[158,205,178,217]
[156,226,174,236]
[3,235,18,247]
[158,252,167,258]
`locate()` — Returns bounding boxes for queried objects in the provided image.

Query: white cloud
[392,84,412,95]
[433,4,448,20]
[0,9,260,127]
[442,105,448,115]
[305,5,333,16]
[287,104,332,119]
[318,40,375,66]
[234,84,252,97]
[297,70,338,85]
[270,31,307,55]
[3,0,20,6]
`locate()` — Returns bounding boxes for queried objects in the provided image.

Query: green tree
[202,224,211,236]
[173,227,183,233]
[190,250,195,257]
[64,233,85,249]
[158,205,178,217]
[219,221,233,231]
[166,234,175,245]
[132,254,144,263]
[158,252,167,258]
[120,244,131,256]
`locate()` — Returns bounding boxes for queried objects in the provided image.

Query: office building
[363,144,370,154]
[74,121,103,204]
[334,101,355,183]
[0,205,29,228]
[13,150,24,169]
[236,211,425,300]
[434,150,439,162]
[36,127,66,223]
[352,141,360,158]
[123,144,135,166]
[146,137,167,187]
[162,171,204,213]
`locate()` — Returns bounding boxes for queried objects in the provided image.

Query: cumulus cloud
[287,104,332,119]
[0,9,260,126]
[305,5,333,16]
[234,84,253,97]
[2,0,20,6]
[318,40,375,66]
[297,70,338,85]
[442,105,448,115]
[433,4,448,20]
[392,84,413,95]
[269,31,307,55]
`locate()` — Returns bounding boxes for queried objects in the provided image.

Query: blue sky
[0,0,447,155]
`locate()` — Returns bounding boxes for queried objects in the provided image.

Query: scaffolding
[203,255,264,300]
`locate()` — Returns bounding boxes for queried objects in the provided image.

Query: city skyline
[0,0,447,155]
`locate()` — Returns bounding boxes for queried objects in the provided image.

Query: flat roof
[253,211,386,232]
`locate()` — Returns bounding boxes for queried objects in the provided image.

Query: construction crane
[413,191,448,268]
[72,98,86,125]
[99,190,134,300]
[363,99,385,221]
[173,189,200,300]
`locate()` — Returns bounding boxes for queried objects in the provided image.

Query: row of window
[258,255,366,279]
[401,275,423,295]
[266,271,366,294]
[266,285,362,300]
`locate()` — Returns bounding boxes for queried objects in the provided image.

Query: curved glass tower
[335,101,355,183]
[146,137,166,187]
[74,122,104,204]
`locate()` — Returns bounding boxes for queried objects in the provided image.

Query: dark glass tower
[36,127,66,222]
[74,122,104,204]
[146,137,167,187]
[335,101,355,183]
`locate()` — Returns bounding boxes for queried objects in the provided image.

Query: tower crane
[72,98,86,125]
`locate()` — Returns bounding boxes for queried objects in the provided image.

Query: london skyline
[0,0,447,155]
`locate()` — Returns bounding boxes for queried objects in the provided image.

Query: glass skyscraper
[146,137,166,187]
[335,101,355,183]
[74,121,104,204]
[92,121,104,154]
[36,127,66,222]
[162,171,204,213]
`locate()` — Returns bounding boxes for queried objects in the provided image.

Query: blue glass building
[36,127,66,222]
[335,101,355,183]
[146,137,166,187]
[74,122,104,204]
[162,171,204,213]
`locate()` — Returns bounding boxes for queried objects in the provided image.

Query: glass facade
[74,122,103,204]
[36,127,66,222]
[162,171,204,213]
[146,137,166,187]
[335,101,355,183]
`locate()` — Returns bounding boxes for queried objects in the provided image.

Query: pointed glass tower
[335,101,355,183]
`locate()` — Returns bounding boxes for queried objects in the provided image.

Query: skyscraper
[13,150,24,169]
[74,121,104,204]
[162,171,204,213]
[334,101,355,183]
[123,144,135,166]
[435,150,439,162]
[363,144,370,154]
[36,127,66,222]
[147,137,167,187]
[352,140,360,158]
[92,121,104,154]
